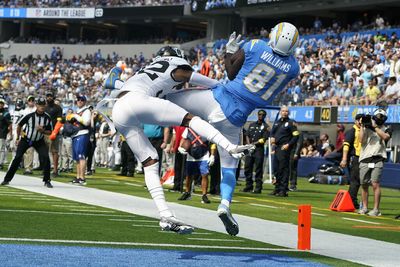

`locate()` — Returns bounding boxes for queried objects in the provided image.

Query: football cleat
[217,203,239,236]
[159,216,194,234]
[228,144,255,159]
[105,66,123,89]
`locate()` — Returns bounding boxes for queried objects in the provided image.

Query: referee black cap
[37,97,47,106]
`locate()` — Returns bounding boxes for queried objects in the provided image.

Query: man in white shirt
[384,77,400,104]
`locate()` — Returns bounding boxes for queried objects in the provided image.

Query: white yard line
[105,180,119,183]
[0,237,299,252]
[187,238,244,242]
[342,217,381,225]
[250,203,279,209]
[51,205,94,208]
[0,209,132,217]
[108,218,137,222]
[124,182,142,187]
[311,212,327,217]
[131,224,159,228]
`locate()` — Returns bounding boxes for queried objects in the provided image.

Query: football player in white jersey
[105,46,253,235]
[10,98,25,157]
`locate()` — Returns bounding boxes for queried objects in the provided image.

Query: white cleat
[228,144,255,159]
[217,204,239,236]
[159,216,194,234]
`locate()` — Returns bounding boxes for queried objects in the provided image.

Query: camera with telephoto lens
[361,114,374,130]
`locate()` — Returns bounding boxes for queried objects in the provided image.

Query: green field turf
[10,166,400,245]
[0,182,365,267]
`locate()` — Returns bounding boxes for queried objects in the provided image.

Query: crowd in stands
[0,0,189,8]
[1,20,400,109]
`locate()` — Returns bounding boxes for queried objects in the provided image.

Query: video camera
[360,109,388,130]
[361,114,374,130]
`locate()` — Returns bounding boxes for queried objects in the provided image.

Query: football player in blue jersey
[104,22,300,236]
[171,22,300,235]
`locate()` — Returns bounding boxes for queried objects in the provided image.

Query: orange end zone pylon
[330,190,355,212]
[298,205,311,250]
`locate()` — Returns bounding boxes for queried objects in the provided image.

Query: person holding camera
[358,109,391,216]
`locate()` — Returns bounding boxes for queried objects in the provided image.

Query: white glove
[226,32,244,54]
[207,155,215,166]
[178,147,188,155]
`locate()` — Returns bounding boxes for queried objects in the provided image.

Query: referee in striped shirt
[1,97,54,188]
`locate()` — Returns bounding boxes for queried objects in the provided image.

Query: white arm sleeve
[189,72,220,89]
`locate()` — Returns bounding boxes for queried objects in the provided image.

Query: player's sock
[189,116,235,152]
[143,162,173,218]
[220,167,236,205]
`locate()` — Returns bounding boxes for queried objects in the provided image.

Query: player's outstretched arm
[173,68,220,89]
[225,49,245,80]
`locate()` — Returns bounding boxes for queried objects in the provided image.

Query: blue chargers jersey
[213,39,299,127]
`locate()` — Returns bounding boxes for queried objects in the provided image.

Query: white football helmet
[269,22,299,56]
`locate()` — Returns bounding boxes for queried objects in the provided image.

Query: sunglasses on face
[77,98,85,102]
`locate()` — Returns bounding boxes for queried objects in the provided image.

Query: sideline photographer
[358,109,391,216]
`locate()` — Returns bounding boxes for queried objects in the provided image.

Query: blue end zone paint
[0,244,328,267]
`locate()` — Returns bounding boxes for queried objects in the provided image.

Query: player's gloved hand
[178,147,188,155]
[207,155,215,166]
[226,32,244,54]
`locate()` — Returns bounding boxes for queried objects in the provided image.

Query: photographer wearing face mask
[358,109,391,216]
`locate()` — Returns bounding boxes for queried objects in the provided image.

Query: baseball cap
[27,95,35,101]
[76,94,87,101]
[0,98,5,104]
[36,97,47,106]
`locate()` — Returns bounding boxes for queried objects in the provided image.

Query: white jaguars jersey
[121,56,191,98]
[11,109,25,132]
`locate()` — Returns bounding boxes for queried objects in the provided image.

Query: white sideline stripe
[131,224,159,228]
[124,182,142,187]
[105,180,119,183]
[342,217,381,225]
[188,238,244,242]
[0,237,299,252]
[0,209,134,217]
[68,209,115,213]
[250,203,279,209]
